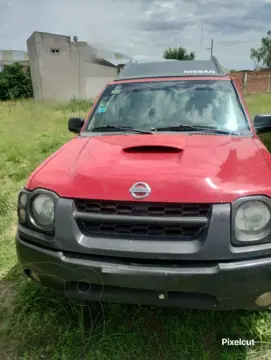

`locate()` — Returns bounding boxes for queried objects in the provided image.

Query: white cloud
[0,0,270,69]
[145,2,178,21]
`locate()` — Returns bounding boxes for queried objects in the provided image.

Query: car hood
[27,134,271,203]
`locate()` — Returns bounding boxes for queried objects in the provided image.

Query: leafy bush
[0,63,33,101]
[163,46,196,60]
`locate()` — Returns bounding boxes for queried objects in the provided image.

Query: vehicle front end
[16,185,271,310]
[16,60,271,310]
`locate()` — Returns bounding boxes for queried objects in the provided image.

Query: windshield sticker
[98,106,107,113]
[99,102,108,107]
[111,89,121,94]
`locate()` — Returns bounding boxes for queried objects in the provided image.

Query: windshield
[86,80,250,133]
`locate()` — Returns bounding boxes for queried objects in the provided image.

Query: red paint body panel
[108,76,231,85]
[230,76,256,135]
[25,76,271,203]
[26,133,271,203]
[81,91,102,132]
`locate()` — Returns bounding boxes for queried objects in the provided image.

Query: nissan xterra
[16,57,271,310]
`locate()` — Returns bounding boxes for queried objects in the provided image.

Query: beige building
[27,32,133,101]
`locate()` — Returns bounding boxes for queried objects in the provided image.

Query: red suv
[16,58,271,310]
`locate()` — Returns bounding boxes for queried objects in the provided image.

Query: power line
[222,52,254,57]
[204,38,260,58]
[215,38,260,46]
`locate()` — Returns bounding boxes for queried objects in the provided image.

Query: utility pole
[200,21,203,45]
[207,39,214,58]
[211,39,213,58]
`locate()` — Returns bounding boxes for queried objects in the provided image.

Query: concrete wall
[27,32,117,101]
[85,63,116,98]
[27,34,43,100]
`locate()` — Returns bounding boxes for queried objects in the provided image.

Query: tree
[0,62,33,101]
[163,47,195,60]
[250,30,271,68]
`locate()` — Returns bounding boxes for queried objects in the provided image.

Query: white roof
[0,50,29,62]
[91,45,133,66]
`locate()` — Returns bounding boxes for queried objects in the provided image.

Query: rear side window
[86,80,249,132]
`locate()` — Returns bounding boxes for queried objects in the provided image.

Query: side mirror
[68,117,84,133]
[254,114,271,135]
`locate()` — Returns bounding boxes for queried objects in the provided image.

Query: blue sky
[1,0,271,70]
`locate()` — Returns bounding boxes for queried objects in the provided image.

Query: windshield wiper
[91,125,153,134]
[152,125,240,135]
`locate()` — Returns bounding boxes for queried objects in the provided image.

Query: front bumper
[16,233,271,310]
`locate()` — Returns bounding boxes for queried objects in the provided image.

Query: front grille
[74,199,211,217]
[74,199,212,240]
[80,222,204,238]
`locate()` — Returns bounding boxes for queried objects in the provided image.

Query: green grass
[1,95,271,360]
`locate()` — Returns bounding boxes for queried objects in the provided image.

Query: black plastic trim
[73,211,209,226]
[15,234,271,309]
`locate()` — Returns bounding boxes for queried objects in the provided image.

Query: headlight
[31,194,55,227]
[235,200,271,242]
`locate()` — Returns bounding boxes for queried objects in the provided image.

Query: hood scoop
[123,145,182,153]
[122,136,186,153]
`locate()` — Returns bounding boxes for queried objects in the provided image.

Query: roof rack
[115,56,227,81]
